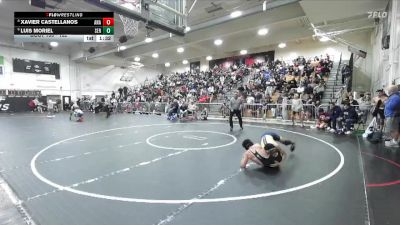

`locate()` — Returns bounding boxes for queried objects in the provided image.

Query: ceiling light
[152,53,159,58]
[165,62,170,67]
[119,46,127,51]
[240,50,248,55]
[145,37,153,43]
[182,60,188,64]
[206,56,213,61]
[184,27,191,32]
[177,47,184,53]
[230,11,242,18]
[257,28,268,36]
[134,56,140,62]
[130,62,143,68]
[214,39,223,46]
[278,43,286,48]
[50,42,58,47]
[319,36,330,42]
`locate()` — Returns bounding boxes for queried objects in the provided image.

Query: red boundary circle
[362,152,400,187]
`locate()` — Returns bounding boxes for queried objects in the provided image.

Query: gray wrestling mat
[0,113,368,225]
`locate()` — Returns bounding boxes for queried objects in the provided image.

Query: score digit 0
[102,18,114,26]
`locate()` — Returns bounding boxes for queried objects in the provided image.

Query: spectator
[341,64,351,85]
[313,82,325,100]
[200,107,208,120]
[339,103,358,134]
[329,102,343,132]
[291,93,304,127]
[123,86,128,98]
[33,97,43,113]
[316,108,330,129]
[168,99,179,117]
[372,89,388,131]
[383,85,400,147]
[47,98,55,117]
[348,94,358,106]
[118,87,123,98]
[246,93,255,104]
[357,92,371,124]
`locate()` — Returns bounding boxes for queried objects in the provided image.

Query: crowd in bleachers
[109,54,331,115]
[116,64,249,104]
[242,55,332,104]
[73,53,336,122]
[236,55,332,122]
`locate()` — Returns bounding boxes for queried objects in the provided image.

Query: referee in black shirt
[229,92,244,131]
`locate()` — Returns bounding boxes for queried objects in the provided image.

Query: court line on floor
[42,141,144,163]
[361,151,400,187]
[0,115,48,119]
[26,149,189,202]
[63,132,128,144]
[146,130,237,151]
[182,135,207,141]
[0,176,37,225]
[0,142,143,174]
[154,168,243,225]
[30,122,344,204]
[356,136,371,225]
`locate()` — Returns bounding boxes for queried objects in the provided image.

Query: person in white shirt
[188,101,197,117]
[357,93,371,124]
[246,95,255,104]
[291,94,304,127]
[47,99,55,118]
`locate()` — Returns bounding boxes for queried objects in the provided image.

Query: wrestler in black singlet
[251,149,283,167]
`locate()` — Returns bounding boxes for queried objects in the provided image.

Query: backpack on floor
[367,131,383,144]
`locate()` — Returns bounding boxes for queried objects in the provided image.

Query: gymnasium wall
[0,44,162,100]
[0,45,78,98]
[75,63,161,97]
[274,38,350,63]
[369,0,400,91]
[340,31,373,93]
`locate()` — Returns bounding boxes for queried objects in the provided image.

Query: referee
[229,92,244,131]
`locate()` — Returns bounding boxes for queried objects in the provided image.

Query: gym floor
[0,113,398,225]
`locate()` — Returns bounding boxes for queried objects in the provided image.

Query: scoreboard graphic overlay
[14,12,114,43]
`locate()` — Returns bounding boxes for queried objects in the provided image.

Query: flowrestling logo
[368,11,388,19]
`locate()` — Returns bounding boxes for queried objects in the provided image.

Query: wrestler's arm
[241,151,262,168]
[240,153,249,168]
